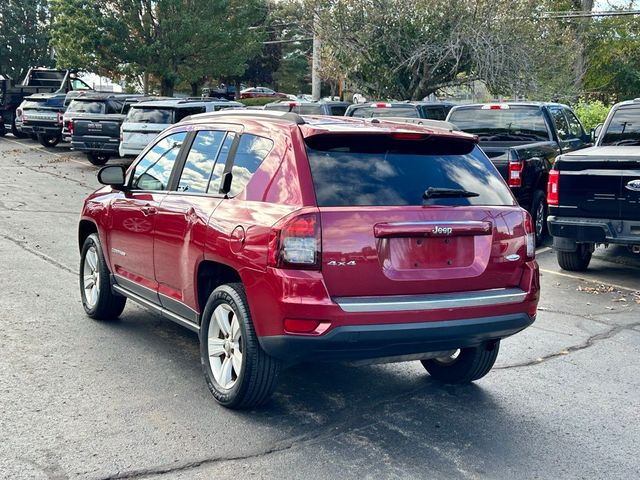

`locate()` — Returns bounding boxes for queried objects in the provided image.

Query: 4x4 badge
[327,260,356,266]
[625,179,640,192]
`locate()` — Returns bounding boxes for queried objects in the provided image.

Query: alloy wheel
[82,246,100,308]
[207,304,243,389]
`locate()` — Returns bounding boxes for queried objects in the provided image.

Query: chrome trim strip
[382,221,488,227]
[112,284,200,332]
[334,288,527,313]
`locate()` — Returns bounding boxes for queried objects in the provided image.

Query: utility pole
[311,14,321,101]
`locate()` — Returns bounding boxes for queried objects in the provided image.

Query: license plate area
[387,237,475,270]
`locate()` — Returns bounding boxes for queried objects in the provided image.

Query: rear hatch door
[122,107,174,151]
[73,114,125,141]
[303,132,528,297]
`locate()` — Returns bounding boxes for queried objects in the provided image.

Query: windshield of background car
[126,107,174,124]
[448,106,550,141]
[305,134,514,207]
[350,106,419,118]
[67,100,105,114]
[329,105,348,116]
[600,106,640,145]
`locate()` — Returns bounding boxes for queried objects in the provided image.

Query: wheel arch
[78,219,98,252]
[196,260,242,312]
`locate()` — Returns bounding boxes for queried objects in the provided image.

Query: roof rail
[185,109,306,125]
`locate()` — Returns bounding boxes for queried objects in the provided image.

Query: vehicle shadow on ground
[103,309,528,455]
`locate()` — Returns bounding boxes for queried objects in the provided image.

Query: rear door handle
[141,205,157,216]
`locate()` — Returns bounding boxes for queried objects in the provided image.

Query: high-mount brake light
[523,210,535,259]
[482,104,510,110]
[392,132,427,140]
[268,212,321,270]
[547,169,560,206]
[374,103,392,108]
[508,161,523,187]
[288,102,297,107]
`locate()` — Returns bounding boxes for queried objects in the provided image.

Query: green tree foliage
[305,0,578,101]
[573,100,611,131]
[50,0,266,96]
[0,0,53,80]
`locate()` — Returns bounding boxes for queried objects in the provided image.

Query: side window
[229,134,274,196]
[131,132,187,191]
[177,130,226,193]
[550,108,570,141]
[175,106,206,122]
[565,109,584,139]
[209,133,236,193]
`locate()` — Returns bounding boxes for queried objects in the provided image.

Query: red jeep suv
[79,111,539,408]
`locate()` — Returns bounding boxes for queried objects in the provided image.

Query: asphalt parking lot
[1,136,639,480]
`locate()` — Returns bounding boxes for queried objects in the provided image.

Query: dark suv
[79,111,539,408]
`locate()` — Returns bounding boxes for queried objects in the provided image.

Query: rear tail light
[508,161,523,187]
[16,108,22,117]
[68,119,74,135]
[391,132,427,140]
[547,169,559,206]
[268,212,321,270]
[523,211,535,259]
[482,104,510,110]
[56,112,63,125]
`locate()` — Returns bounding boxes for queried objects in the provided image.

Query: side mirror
[220,171,233,195]
[591,123,603,143]
[98,165,126,190]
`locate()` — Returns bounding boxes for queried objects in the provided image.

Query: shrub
[239,97,279,107]
[573,100,611,132]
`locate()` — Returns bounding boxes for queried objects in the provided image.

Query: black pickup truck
[548,99,640,270]
[18,92,81,147]
[1,68,92,137]
[65,93,145,165]
[447,102,591,244]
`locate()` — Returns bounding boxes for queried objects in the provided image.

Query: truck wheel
[11,113,27,139]
[557,243,592,271]
[421,341,500,384]
[79,233,126,320]
[531,190,547,246]
[200,283,281,409]
[38,134,60,148]
[87,153,110,165]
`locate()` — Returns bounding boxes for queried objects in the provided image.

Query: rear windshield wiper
[479,133,544,142]
[423,187,479,199]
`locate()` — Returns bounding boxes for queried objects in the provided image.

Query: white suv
[119,98,244,157]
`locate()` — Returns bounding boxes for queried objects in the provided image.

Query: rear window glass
[448,106,549,141]
[600,106,640,146]
[67,100,105,114]
[350,106,419,118]
[127,107,174,124]
[420,106,448,120]
[329,105,348,116]
[305,135,514,207]
[22,97,64,109]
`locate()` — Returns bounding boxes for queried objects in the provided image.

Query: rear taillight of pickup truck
[547,169,559,206]
[56,112,64,125]
[68,119,74,136]
[508,160,523,187]
[268,212,321,270]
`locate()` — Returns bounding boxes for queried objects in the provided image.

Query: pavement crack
[0,233,77,276]
[496,321,640,370]
[16,161,93,189]
[97,383,433,479]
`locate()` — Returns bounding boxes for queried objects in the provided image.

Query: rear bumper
[260,313,534,362]
[71,138,120,154]
[21,124,61,136]
[119,144,144,157]
[549,215,640,248]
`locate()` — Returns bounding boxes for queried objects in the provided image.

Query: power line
[541,9,640,19]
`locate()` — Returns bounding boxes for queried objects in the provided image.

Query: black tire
[421,342,500,384]
[79,233,126,320]
[87,152,110,165]
[531,190,547,247]
[200,283,281,409]
[11,113,27,138]
[38,133,60,148]
[557,243,592,271]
